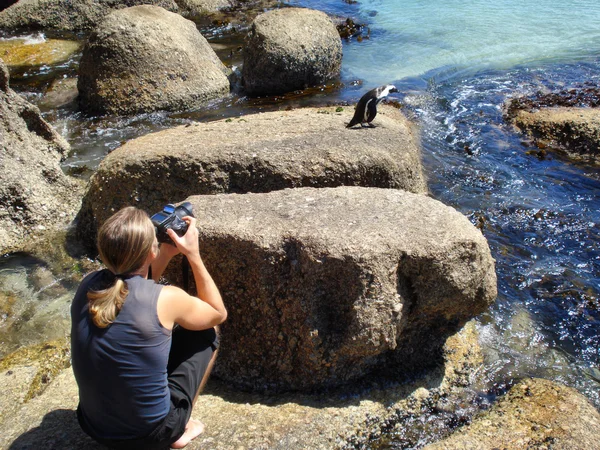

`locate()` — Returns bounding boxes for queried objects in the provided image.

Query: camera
[150,202,194,245]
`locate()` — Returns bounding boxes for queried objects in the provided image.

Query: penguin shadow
[8,409,106,450]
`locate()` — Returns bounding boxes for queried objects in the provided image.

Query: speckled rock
[77,5,231,115]
[425,377,600,450]
[0,0,179,32]
[0,58,82,255]
[509,107,600,163]
[242,8,342,95]
[75,105,426,246]
[165,186,497,391]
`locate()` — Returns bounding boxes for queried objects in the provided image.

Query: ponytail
[87,207,156,328]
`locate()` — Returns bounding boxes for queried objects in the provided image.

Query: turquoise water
[330,0,600,86]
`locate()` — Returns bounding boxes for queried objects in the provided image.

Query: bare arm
[156,216,227,330]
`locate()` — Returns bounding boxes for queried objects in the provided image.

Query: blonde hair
[88,206,156,328]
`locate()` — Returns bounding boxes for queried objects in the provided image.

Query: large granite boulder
[242,8,342,96]
[77,5,231,115]
[0,0,181,32]
[510,107,600,163]
[0,58,81,255]
[75,105,426,245]
[425,378,600,449]
[169,187,497,391]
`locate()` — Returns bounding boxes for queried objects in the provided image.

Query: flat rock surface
[76,105,426,243]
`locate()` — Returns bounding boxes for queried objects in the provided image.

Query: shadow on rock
[9,409,103,450]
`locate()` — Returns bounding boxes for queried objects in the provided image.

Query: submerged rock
[425,378,600,449]
[164,187,497,391]
[242,8,342,96]
[75,105,426,246]
[0,58,82,255]
[510,107,600,163]
[0,36,81,68]
[77,5,231,116]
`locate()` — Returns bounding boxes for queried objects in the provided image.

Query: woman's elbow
[218,308,228,324]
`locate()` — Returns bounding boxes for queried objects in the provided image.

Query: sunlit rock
[0,0,180,32]
[77,5,231,115]
[0,58,82,255]
[75,105,426,245]
[0,35,81,67]
[0,322,488,449]
[242,7,342,96]
[425,378,600,449]
[169,186,497,391]
[510,107,600,164]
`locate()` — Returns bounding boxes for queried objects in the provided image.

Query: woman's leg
[166,327,219,448]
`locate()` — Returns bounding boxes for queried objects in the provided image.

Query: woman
[71,206,227,449]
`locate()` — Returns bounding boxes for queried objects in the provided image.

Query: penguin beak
[390,87,399,94]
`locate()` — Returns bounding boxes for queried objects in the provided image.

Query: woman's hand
[166,216,200,260]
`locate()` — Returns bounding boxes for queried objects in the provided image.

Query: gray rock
[77,5,231,115]
[425,378,600,450]
[0,0,180,32]
[75,105,426,246]
[168,186,496,391]
[242,7,342,96]
[510,107,600,163]
[0,58,82,255]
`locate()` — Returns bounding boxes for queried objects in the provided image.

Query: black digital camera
[150,202,194,245]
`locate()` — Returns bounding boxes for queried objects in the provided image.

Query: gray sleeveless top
[71,270,171,440]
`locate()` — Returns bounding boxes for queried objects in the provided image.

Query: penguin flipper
[366,98,378,124]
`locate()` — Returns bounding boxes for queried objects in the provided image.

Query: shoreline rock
[509,107,600,163]
[75,105,427,246]
[242,8,342,96]
[425,377,600,449]
[0,58,82,255]
[77,5,231,116]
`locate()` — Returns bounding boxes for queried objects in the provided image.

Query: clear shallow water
[1,0,599,444]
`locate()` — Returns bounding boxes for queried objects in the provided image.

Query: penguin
[346,84,399,128]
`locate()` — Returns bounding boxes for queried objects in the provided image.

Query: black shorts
[78,327,219,450]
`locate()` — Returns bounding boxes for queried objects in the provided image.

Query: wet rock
[425,378,600,449]
[242,8,342,96]
[75,105,426,246]
[0,0,180,32]
[164,186,497,391]
[77,5,231,116]
[39,76,79,109]
[509,107,600,163]
[0,36,81,68]
[0,58,82,255]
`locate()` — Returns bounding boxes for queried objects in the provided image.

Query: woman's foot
[171,419,205,449]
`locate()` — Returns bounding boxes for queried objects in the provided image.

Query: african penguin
[346,84,399,128]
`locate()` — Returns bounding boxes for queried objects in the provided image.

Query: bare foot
[171,419,205,449]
